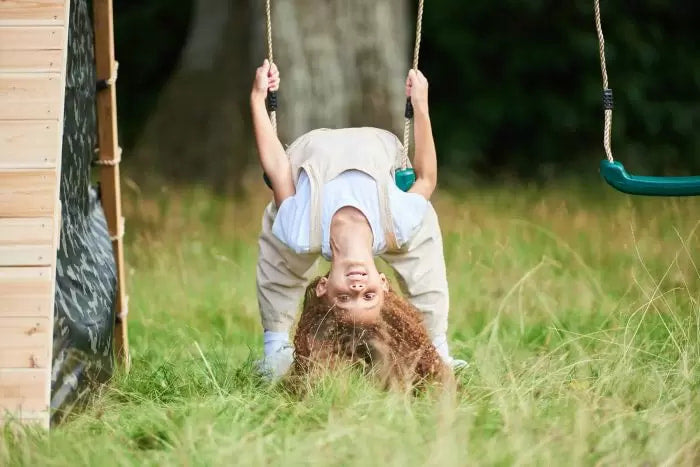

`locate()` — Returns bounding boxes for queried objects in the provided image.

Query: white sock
[263,330,290,357]
[431,333,451,363]
[432,334,469,369]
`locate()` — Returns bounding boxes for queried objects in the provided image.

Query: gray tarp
[51,0,117,423]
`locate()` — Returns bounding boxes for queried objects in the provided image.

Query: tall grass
[2,178,699,466]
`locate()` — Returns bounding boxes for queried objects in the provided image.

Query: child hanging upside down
[251,59,466,381]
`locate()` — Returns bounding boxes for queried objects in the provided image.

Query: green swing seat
[600,160,700,197]
[594,1,700,197]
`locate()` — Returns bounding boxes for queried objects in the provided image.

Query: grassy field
[2,179,699,466]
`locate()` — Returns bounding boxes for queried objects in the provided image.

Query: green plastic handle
[600,160,700,197]
[395,168,416,192]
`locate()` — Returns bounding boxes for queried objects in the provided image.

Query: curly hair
[290,276,450,390]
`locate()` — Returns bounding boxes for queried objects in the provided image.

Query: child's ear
[315,277,328,297]
[379,273,389,292]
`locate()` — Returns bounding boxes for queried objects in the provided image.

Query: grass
[2,177,699,466]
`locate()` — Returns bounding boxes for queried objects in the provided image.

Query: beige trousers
[256,199,450,338]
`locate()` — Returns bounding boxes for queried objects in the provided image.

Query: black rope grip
[267,91,278,112]
[602,88,614,110]
[404,97,414,119]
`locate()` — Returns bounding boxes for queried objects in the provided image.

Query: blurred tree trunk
[134,0,409,193]
[132,0,252,193]
[256,0,410,142]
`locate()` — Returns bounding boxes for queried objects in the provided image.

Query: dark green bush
[420,0,700,178]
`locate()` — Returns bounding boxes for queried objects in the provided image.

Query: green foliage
[110,1,699,179]
[420,0,700,178]
[2,185,699,465]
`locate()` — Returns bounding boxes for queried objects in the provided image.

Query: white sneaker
[447,357,469,371]
[256,343,294,381]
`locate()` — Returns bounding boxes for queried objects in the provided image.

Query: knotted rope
[402,0,425,168]
[594,0,614,162]
[265,0,277,134]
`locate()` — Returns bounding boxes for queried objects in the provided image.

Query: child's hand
[252,59,280,101]
[406,69,429,114]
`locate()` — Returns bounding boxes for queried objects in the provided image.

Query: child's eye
[363,293,376,301]
[338,295,350,302]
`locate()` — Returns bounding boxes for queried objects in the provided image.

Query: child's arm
[405,69,438,200]
[251,59,295,206]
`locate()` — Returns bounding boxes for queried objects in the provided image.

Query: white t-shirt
[272,170,428,259]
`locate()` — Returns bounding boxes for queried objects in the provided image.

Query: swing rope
[262,1,423,192]
[265,0,277,135]
[592,0,700,196]
[402,0,425,169]
[264,0,425,167]
[593,0,614,163]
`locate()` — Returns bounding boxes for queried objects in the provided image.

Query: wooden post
[92,0,129,370]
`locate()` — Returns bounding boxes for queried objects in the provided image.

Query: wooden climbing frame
[93,0,130,370]
[0,0,71,429]
[0,0,129,430]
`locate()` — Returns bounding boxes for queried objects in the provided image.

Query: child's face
[315,262,388,324]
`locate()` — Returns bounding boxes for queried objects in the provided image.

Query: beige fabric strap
[377,182,399,251]
[594,0,614,163]
[402,0,425,169]
[305,164,322,250]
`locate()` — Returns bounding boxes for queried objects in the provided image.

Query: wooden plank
[54,197,61,249]
[94,0,129,369]
[0,73,62,120]
[0,267,53,317]
[0,245,53,265]
[0,169,56,217]
[0,0,67,434]
[0,121,58,168]
[0,217,54,246]
[0,411,49,426]
[0,217,54,265]
[0,26,63,50]
[0,48,63,72]
[0,369,48,414]
[0,218,54,244]
[0,1,65,26]
[0,317,50,368]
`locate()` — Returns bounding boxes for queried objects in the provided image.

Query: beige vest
[285,127,405,253]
